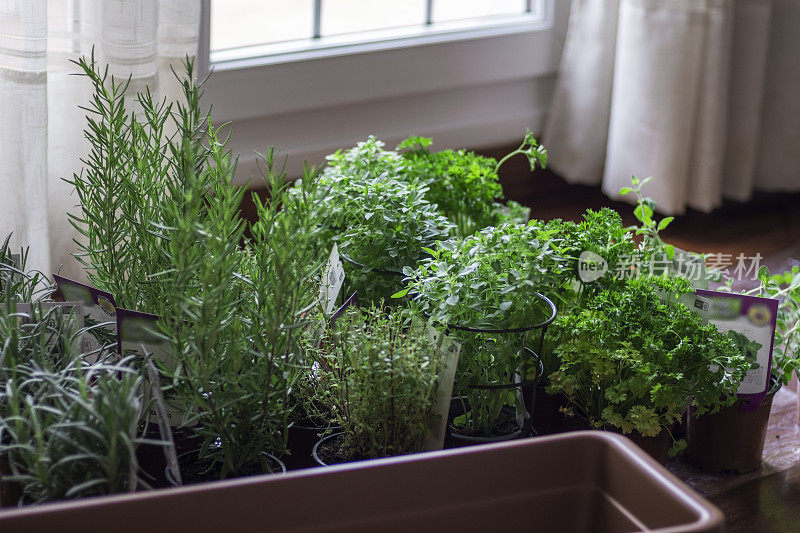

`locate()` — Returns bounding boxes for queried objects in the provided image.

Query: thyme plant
[325,307,441,459]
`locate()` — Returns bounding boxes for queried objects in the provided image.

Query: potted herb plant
[546,276,751,462]
[315,138,454,305]
[398,221,566,443]
[311,307,443,465]
[685,266,799,473]
[68,55,325,482]
[396,131,546,236]
[0,283,151,505]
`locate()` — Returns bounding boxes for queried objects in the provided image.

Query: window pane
[432,0,527,24]
[210,0,313,52]
[322,0,426,37]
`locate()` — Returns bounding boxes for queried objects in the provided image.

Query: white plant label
[320,244,345,314]
[144,352,182,486]
[423,326,462,452]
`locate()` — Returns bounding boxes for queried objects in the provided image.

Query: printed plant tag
[329,291,359,325]
[15,301,85,357]
[54,275,118,358]
[117,308,180,425]
[423,326,462,452]
[696,289,779,411]
[319,244,345,314]
[144,354,181,485]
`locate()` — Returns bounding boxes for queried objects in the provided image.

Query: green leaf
[391,287,410,298]
[618,187,632,196]
[657,217,674,231]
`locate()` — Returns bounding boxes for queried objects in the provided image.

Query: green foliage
[68,55,323,480]
[398,137,505,236]
[0,236,52,309]
[619,176,675,261]
[725,330,762,363]
[324,307,441,459]
[316,138,454,304]
[0,287,148,504]
[494,129,548,174]
[743,265,800,386]
[546,276,750,454]
[401,222,568,435]
[0,356,146,504]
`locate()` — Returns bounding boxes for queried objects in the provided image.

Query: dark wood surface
[664,383,800,532]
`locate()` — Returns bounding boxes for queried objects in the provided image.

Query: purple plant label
[53,275,119,358]
[695,289,779,412]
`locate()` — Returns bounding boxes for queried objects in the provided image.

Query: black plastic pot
[532,385,573,436]
[312,432,345,467]
[286,423,341,470]
[686,381,780,474]
[136,426,201,489]
[165,451,286,486]
[625,428,672,465]
[448,405,523,447]
[0,454,21,508]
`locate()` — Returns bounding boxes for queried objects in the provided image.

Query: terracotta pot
[686,383,780,474]
[0,454,21,508]
[286,423,340,470]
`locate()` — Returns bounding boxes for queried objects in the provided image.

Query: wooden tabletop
[668,383,800,532]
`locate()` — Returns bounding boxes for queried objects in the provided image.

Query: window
[198,0,564,181]
[208,1,541,68]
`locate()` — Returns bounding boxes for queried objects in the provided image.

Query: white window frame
[201,0,557,120]
[198,0,566,180]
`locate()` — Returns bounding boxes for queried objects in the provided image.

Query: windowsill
[210,12,548,71]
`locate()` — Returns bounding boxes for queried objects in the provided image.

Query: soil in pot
[285,422,341,470]
[312,432,371,466]
[686,381,780,474]
[166,450,286,486]
[448,407,523,447]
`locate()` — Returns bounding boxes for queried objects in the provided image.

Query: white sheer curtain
[0,0,200,278]
[544,0,800,215]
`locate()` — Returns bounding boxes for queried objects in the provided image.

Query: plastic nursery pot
[532,385,574,436]
[448,405,523,447]
[0,454,22,508]
[313,432,354,467]
[285,423,341,470]
[165,452,286,487]
[685,381,780,474]
[0,432,725,532]
[135,426,202,489]
[624,428,673,465]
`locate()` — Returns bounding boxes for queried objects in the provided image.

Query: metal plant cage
[441,292,558,438]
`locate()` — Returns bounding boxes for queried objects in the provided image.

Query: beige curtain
[0,0,200,278]
[544,0,800,215]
